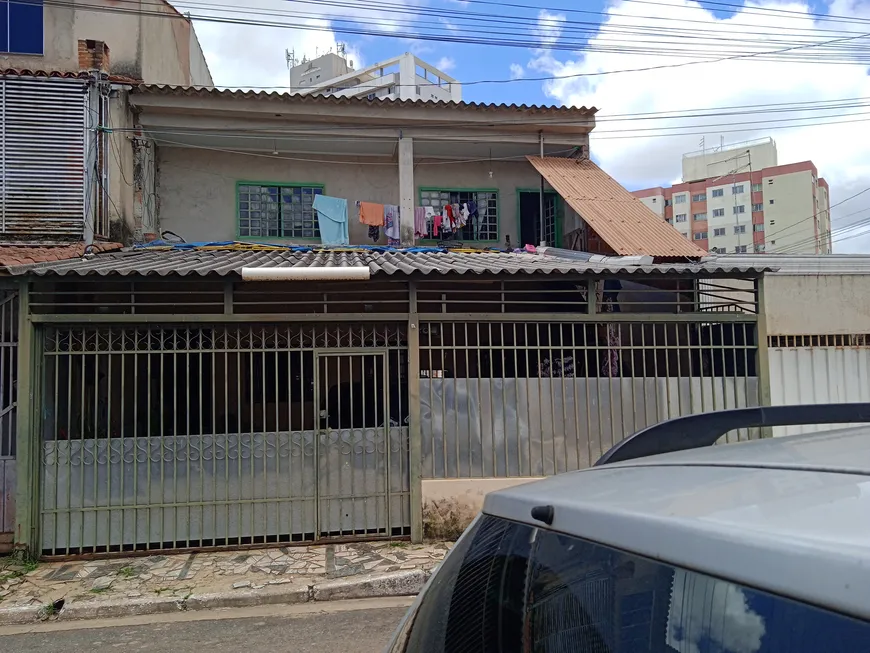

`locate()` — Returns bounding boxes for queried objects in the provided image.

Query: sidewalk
[0,541,450,625]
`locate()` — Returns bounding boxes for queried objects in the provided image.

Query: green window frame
[418,187,499,242]
[237,182,324,239]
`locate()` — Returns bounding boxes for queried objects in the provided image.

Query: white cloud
[182,0,417,91]
[535,10,567,51]
[509,63,525,80]
[436,57,456,73]
[667,569,765,653]
[529,0,870,252]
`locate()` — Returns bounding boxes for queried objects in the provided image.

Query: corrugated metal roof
[14,249,769,278]
[528,156,707,259]
[132,84,597,116]
[704,254,870,275]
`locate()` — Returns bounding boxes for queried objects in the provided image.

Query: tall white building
[633,138,832,255]
[287,51,461,103]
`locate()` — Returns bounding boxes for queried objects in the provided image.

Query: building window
[752,202,763,212]
[693,212,707,221]
[693,231,707,240]
[711,188,724,198]
[733,205,746,215]
[713,227,726,237]
[651,198,656,203]
[666,218,673,224]
[754,224,764,232]
[420,188,499,241]
[769,219,776,225]
[735,245,748,253]
[732,184,744,194]
[711,208,725,217]
[751,183,762,192]
[665,199,672,207]
[734,225,746,234]
[238,183,324,239]
[674,194,687,204]
[770,199,775,204]
[691,193,706,202]
[710,247,726,254]
[0,0,44,54]
[755,243,766,252]
[675,213,687,222]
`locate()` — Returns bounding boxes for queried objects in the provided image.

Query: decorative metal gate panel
[39,324,409,556]
[0,289,17,550]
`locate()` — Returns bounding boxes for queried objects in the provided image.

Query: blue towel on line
[312,195,349,246]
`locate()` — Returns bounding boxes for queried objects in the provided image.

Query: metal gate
[39,323,410,556]
[0,289,17,551]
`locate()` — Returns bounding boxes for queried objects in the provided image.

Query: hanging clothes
[424,207,438,237]
[414,207,427,239]
[358,201,385,226]
[312,195,349,246]
[368,225,380,242]
[384,204,401,247]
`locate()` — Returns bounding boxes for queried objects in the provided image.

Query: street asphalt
[0,598,411,653]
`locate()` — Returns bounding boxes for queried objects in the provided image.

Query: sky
[182,0,870,253]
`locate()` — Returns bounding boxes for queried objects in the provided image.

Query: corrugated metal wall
[1,76,88,238]
[769,338,870,437]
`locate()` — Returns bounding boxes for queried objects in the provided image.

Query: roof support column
[399,134,415,247]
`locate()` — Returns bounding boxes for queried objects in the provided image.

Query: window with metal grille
[0,0,43,54]
[238,183,323,239]
[419,188,499,241]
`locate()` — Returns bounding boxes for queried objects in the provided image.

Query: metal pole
[407,282,423,542]
[755,276,772,438]
[14,281,36,555]
[539,133,546,247]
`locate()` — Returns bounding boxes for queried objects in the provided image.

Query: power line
[35,0,870,83]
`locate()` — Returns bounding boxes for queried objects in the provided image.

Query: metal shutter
[1,76,87,238]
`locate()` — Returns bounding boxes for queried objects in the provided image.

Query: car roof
[482,425,870,621]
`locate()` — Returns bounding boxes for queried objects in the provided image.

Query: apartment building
[288,51,461,102]
[633,139,832,254]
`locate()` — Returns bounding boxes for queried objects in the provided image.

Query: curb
[0,569,430,625]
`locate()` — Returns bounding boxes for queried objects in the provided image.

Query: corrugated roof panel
[527,156,706,259]
[11,249,769,278]
[132,84,598,116]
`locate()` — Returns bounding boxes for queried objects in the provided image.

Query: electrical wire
[30,0,870,85]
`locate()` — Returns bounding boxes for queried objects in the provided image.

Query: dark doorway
[519,191,557,247]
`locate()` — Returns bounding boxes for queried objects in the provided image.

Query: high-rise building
[632,138,831,254]
[287,51,461,103]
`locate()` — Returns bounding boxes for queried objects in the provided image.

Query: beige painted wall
[762,169,816,253]
[422,478,542,513]
[765,275,870,335]
[155,147,546,245]
[1,0,206,85]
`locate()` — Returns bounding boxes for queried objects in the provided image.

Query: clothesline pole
[399,135,416,247]
[539,133,546,247]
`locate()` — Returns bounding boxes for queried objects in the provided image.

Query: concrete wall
[765,274,870,335]
[682,140,777,182]
[188,25,213,86]
[155,147,545,245]
[1,0,206,85]
[762,169,816,253]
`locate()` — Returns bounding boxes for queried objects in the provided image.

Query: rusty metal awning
[527,156,706,259]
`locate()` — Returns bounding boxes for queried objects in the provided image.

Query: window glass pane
[238,184,322,238]
[8,0,42,54]
[528,529,870,653]
[400,515,534,653]
[419,189,499,241]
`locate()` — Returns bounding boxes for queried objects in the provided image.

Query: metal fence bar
[38,324,410,556]
[419,320,760,480]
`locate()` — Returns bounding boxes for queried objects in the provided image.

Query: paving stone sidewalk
[0,541,450,623]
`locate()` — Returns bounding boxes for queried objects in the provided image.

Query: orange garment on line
[359,202,385,226]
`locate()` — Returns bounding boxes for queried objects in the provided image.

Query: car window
[397,514,535,653]
[527,529,870,653]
